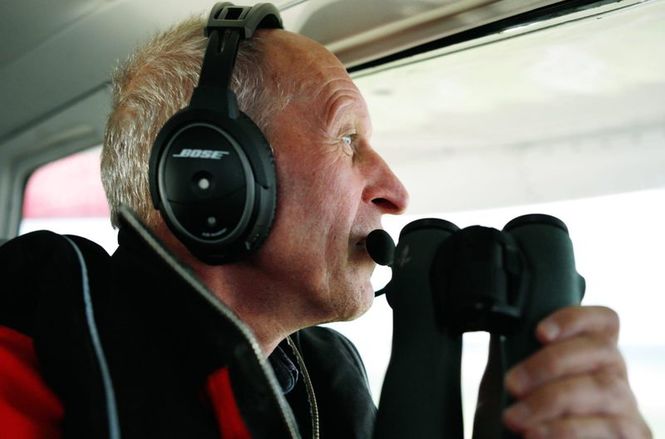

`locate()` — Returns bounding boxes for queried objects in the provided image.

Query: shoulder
[294,326,368,380]
[297,326,362,356]
[0,231,110,337]
[0,325,64,437]
[292,327,377,437]
[0,230,109,270]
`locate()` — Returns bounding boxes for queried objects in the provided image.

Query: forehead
[263,30,365,111]
[262,30,343,76]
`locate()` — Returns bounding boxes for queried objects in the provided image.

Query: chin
[332,282,375,322]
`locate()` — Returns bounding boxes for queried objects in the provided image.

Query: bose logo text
[172,149,230,159]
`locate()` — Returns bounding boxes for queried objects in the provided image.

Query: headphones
[149,3,282,265]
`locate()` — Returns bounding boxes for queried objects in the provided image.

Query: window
[16,1,665,435]
[19,146,118,254]
[327,1,665,436]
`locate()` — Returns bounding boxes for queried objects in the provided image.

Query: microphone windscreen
[366,229,395,266]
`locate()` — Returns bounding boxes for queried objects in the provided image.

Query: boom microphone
[366,229,395,267]
[366,229,396,297]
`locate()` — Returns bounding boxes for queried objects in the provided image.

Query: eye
[341,133,357,155]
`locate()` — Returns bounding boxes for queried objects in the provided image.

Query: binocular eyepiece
[369,214,585,439]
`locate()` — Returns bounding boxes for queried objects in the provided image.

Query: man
[0,10,651,439]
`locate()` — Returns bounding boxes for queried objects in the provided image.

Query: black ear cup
[149,104,276,264]
[148,3,282,264]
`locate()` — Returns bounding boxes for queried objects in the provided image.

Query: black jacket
[0,207,376,438]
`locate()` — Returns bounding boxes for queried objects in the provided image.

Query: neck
[194,263,315,356]
[153,222,323,357]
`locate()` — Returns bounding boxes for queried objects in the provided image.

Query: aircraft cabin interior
[1,0,664,436]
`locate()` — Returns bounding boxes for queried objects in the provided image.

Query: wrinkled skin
[503,306,652,438]
[254,31,409,325]
[187,30,651,438]
[193,30,409,354]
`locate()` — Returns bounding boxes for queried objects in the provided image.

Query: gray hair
[101,16,289,228]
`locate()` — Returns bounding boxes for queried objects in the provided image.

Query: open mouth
[355,236,372,253]
[354,238,373,260]
[350,237,367,256]
[353,229,381,255]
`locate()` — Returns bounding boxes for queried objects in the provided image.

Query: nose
[362,149,410,215]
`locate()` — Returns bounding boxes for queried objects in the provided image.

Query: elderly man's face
[252,31,409,324]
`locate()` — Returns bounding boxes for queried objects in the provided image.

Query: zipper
[287,336,320,439]
[119,206,300,438]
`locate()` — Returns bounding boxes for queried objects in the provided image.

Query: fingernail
[504,403,530,429]
[538,320,559,341]
[505,367,529,395]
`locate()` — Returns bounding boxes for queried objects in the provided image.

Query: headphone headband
[197,3,283,94]
[149,3,282,264]
[206,3,282,39]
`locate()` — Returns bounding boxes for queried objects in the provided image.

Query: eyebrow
[325,92,358,131]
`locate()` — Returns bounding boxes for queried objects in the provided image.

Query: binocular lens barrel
[372,214,585,439]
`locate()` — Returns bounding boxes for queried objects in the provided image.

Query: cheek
[278,158,351,215]
[272,145,363,246]
[310,171,361,229]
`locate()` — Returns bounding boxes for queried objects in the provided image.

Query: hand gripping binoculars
[366,214,586,439]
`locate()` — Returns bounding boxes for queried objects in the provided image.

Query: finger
[503,371,638,432]
[536,306,620,344]
[505,334,626,397]
[522,415,653,439]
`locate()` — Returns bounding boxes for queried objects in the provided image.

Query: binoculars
[367,214,586,439]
